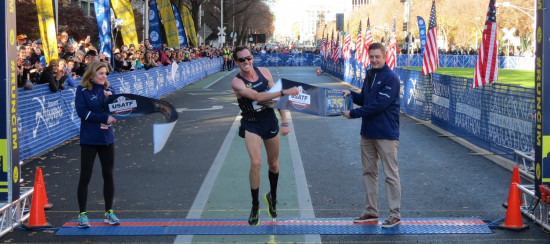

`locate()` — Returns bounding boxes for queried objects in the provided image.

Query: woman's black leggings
[77,144,115,213]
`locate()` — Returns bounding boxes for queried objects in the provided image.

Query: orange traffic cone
[499,183,528,230]
[510,166,524,206]
[316,68,320,76]
[23,178,52,229]
[35,168,53,210]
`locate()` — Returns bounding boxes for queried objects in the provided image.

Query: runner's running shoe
[78,212,89,228]
[104,209,120,225]
[264,192,277,218]
[248,207,260,226]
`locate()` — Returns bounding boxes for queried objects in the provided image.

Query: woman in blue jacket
[74,61,120,228]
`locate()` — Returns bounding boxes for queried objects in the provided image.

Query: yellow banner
[35,0,58,63]
[157,0,179,48]
[111,0,139,47]
[179,4,197,47]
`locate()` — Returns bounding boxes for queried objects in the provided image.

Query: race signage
[1,0,20,201]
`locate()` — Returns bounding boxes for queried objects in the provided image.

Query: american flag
[343,31,352,60]
[321,34,327,60]
[386,17,397,70]
[332,37,341,64]
[355,21,363,64]
[362,17,373,68]
[473,0,498,88]
[330,30,335,60]
[422,0,439,76]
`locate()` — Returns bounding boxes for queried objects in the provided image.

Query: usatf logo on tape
[109,96,137,115]
[289,86,310,109]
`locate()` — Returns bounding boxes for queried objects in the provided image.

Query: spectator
[143,51,158,70]
[60,31,69,46]
[39,59,66,92]
[17,34,28,51]
[62,43,76,61]
[113,51,130,73]
[58,58,76,87]
[17,59,36,90]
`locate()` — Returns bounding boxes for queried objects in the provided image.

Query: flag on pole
[361,17,373,68]
[321,33,327,60]
[473,0,498,88]
[422,0,439,76]
[330,29,336,60]
[332,36,341,64]
[355,21,363,64]
[343,25,352,60]
[386,17,397,70]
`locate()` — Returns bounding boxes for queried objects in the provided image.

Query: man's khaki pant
[360,137,401,219]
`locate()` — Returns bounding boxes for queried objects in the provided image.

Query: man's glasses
[236,55,253,63]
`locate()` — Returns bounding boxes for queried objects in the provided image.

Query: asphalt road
[2,67,549,243]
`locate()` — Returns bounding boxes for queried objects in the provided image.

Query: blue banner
[148,0,163,50]
[172,4,188,48]
[417,16,427,55]
[94,0,112,59]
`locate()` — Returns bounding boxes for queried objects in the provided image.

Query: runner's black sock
[251,188,259,208]
[268,170,279,200]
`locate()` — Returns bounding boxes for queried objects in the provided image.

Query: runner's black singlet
[236,67,276,122]
[236,67,279,139]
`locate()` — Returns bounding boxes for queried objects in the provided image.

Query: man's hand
[280,125,290,136]
[342,110,352,119]
[342,90,351,97]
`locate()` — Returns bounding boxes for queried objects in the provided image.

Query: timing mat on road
[55,218,492,236]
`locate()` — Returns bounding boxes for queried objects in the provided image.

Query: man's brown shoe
[353,212,378,223]
[381,216,401,228]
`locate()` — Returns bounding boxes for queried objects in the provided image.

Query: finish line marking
[56,218,493,236]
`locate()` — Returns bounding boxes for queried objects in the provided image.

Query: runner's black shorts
[239,116,279,140]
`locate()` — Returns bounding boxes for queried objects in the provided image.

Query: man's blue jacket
[349,63,400,140]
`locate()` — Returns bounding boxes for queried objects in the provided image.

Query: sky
[270,0,347,36]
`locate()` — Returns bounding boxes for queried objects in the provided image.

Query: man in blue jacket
[342,42,401,228]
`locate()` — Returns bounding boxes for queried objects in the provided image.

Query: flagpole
[145,0,149,41]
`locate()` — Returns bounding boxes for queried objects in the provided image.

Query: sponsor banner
[94,0,112,59]
[2,0,20,200]
[36,0,58,63]
[534,0,550,195]
[157,0,180,48]
[16,58,222,161]
[252,53,322,67]
[179,4,197,47]
[111,0,140,47]
[417,16,427,55]
[171,3,188,47]
[148,0,163,50]
[266,79,352,117]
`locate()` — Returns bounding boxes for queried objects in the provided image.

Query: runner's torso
[236,67,275,121]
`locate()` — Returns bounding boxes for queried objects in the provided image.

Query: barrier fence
[17,53,534,162]
[321,55,535,161]
[17,58,223,161]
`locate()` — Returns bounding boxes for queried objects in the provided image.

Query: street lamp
[498,2,534,21]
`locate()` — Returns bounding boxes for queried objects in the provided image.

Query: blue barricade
[17,58,223,161]
[396,54,534,70]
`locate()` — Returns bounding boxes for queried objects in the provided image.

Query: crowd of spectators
[16,31,229,92]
